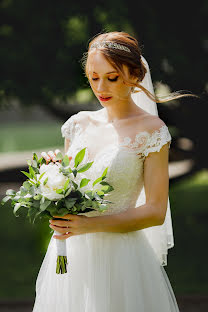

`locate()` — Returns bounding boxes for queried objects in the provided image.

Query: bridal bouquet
[1,148,114,274]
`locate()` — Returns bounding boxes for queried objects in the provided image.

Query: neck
[102,99,140,123]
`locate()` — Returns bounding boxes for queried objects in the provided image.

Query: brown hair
[80,31,198,103]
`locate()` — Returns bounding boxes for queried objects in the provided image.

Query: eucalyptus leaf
[77,161,93,173]
[56,208,69,216]
[39,171,46,180]
[55,152,63,161]
[43,177,48,185]
[84,190,94,200]
[1,195,11,205]
[102,167,108,178]
[27,159,32,166]
[14,202,22,215]
[80,178,90,188]
[40,200,51,211]
[23,181,31,190]
[65,198,77,209]
[92,176,102,187]
[6,189,16,196]
[62,155,70,167]
[56,189,63,194]
[74,148,86,168]
[21,170,32,179]
[63,179,70,191]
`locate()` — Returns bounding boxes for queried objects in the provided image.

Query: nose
[97,79,107,93]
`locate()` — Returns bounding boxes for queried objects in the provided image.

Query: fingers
[50,219,72,227]
[49,224,72,234]
[53,232,72,240]
[41,149,61,163]
[53,214,75,220]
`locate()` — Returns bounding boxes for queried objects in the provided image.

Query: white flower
[38,162,69,201]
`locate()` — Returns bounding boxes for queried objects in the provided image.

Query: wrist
[86,212,127,233]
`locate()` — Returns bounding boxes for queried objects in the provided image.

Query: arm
[87,142,170,234]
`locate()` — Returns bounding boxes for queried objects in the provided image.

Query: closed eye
[92,77,119,82]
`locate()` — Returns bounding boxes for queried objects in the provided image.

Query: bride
[33,31,193,311]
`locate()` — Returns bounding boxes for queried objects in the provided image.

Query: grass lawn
[0,122,64,153]
[166,169,208,295]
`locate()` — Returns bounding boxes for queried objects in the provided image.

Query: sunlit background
[0,0,207,311]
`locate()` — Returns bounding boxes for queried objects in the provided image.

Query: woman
[33,31,193,311]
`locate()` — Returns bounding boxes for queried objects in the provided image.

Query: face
[86,50,136,106]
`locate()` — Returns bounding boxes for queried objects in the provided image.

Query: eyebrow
[92,71,118,74]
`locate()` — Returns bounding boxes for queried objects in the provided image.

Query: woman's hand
[41,149,61,164]
[41,149,72,165]
[49,214,92,240]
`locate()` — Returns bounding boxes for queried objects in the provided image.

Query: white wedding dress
[33,109,180,312]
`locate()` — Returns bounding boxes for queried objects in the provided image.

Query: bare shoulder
[134,114,166,134]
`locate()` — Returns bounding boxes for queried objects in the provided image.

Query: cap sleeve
[61,114,77,141]
[143,124,172,157]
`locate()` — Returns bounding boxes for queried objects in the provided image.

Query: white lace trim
[120,125,172,158]
[61,114,77,141]
[61,115,172,159]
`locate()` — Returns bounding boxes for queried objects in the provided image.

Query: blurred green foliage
[0,122,63,153]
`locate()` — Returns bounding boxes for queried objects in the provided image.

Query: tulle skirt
[32,229,180,312]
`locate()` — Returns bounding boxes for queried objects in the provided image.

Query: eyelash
[92,77,118,82]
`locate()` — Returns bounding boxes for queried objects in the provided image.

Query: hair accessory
[90,41,131,53]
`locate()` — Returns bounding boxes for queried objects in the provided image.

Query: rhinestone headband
[90,41,131,53]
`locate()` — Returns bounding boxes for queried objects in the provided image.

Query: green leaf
[56,208,69,216]
[14,202,22,215]
[20,186,28,196]
[77,161,94,173]
[102,167,108,178]
[100,184,114,193]
[21,170,32,179]
[29,165,37,180]
[43,177,48,185]
[32,159,38,168]
[1,195,11,205]
[27,159,32,166]
[63,179,70,191]
[29,179,36,185]
[28,207,38,223]
[84,190,94,200]
[74,148,86,168]
[96,190,105,196]
[92,201,99,209]
[65,188,72,197]
[71,180,78,190]
[55,152,63,161]
[33,194,42,200]
[62,155,70,167]
[38,157,44,166]
[92,176,103,187]
[80,178,90,188]
[23,181,31,190]
[65,198,77,209]
[33,152,39,162]
[94,192,102,201]
[39,171,46,180]
[72,169,77,177]
[6,189,16,196]
[40,200,51,211]
[56,189,63,194]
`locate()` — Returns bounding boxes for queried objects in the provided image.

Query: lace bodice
[61,111,172,217]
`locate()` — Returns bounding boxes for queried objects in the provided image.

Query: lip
[98,96,112,101]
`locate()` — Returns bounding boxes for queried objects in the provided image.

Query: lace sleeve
[61,114,77,141]
[143,125,172,157]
